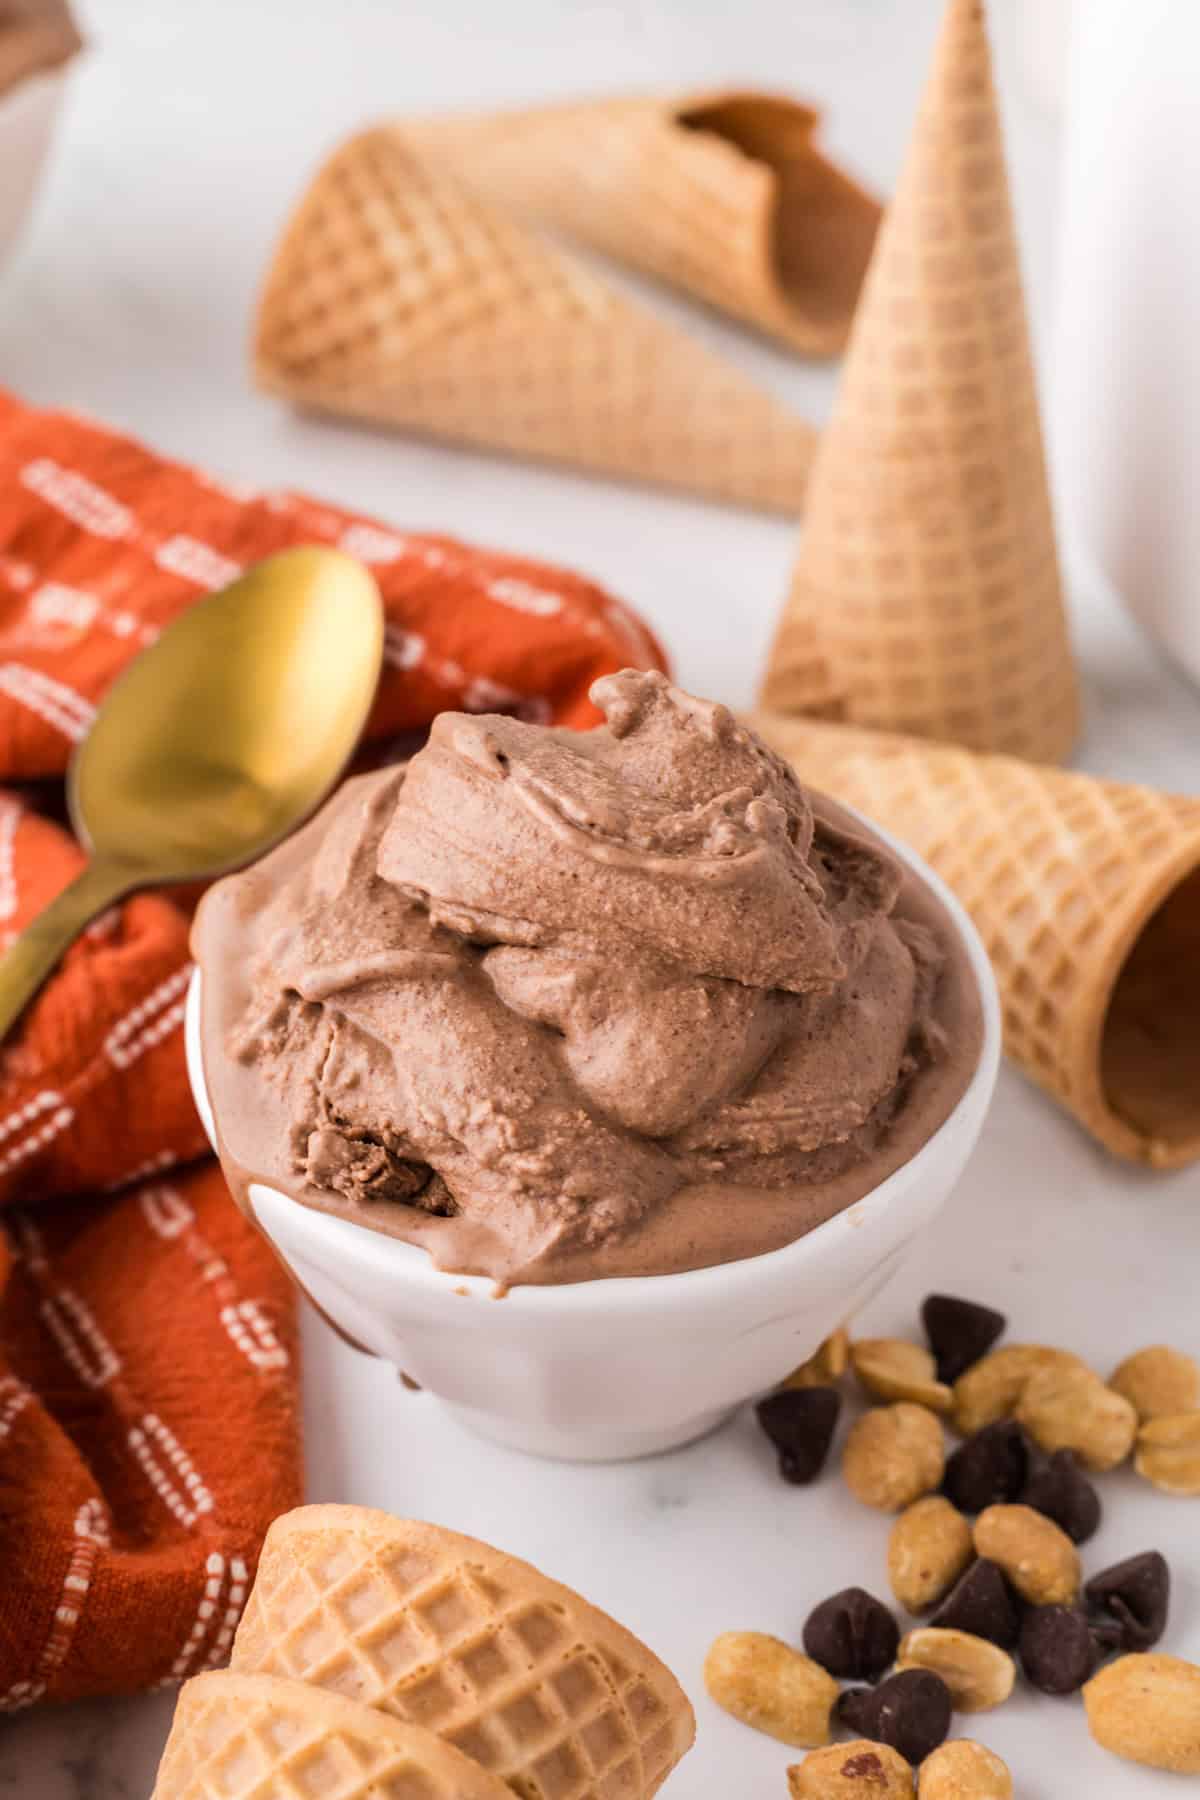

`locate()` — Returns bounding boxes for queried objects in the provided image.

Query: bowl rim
[186,811,1001,1313]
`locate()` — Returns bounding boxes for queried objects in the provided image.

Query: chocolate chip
[929,1558,1022,1649]
[922,1294,1006,1384]
[1019,1605,1098,1694]
[1019,1447,1101,1544]
[755,1387,841,1484]
[803,1587,899,1680]
[837,1669,952,1765]
[1086,1551,1170,1652]
[1089,1614,1128,1656]
[943,1420,1034,1513]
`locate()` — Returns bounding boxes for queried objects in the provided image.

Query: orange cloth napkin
[0,388,667,1708]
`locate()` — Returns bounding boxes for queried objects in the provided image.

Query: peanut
[952,1345,1085,1435]
[1014,1362,1137,1472]
[853,1339,952,1414]
[896,1627,1015,1712]
[1134,1412,1200,1494]
[789,1742,914,1799]
[973,1504,1080,1605]
[918,1740,1013,1799]
[887,1496,973,1613]
[785,1328,851,1390]
[1084,1653,1200,1773]
[843,1404,945,1513]
[1110,1345,1200,1421]
[704,1632,837,1747]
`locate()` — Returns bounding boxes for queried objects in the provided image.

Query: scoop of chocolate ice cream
[193,672,981,1285]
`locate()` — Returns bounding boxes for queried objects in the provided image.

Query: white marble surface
[1,0,1199,1795]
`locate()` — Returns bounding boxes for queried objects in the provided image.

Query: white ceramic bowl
[186,829,1000,1463]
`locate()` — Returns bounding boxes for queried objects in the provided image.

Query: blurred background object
[402,88,880,355]
[0,0,80,270]
[1016,0,1071,114]
[1054,0,1200,690]
[253,127,820,512]
[0,0,1061,719]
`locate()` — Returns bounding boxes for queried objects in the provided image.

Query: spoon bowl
[0,545,383,1039]
[71,546,383,878]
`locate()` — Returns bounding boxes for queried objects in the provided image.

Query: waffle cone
[255,127,816,515]
[761,0,1080,760]
[403,90,881,356]
[752,709,1200,1168]
[230,1506,695,1800]
[152,1671,512,1800]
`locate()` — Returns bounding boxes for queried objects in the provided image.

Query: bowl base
[443,1399,737,1463]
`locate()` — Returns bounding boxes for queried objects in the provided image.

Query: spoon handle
[0,859,141,1044]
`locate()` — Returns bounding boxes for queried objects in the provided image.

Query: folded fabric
[0,388,666,1707]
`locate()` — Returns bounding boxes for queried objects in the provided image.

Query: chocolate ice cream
[193,672,982,1285]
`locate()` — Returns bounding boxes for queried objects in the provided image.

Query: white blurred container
[0,65,70,270]
[1054,0,1200,684]
[1018,0,1073,114]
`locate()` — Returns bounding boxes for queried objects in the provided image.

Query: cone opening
[1100,864,1200,1162]
[676,97,880,334]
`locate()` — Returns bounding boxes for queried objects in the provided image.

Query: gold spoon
[0,545,384,1041]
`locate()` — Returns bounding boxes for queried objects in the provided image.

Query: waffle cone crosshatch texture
[403,88,882,356]
[752,710,1200,1168]
[229,1508,695,1800]
[151,1672,516,1800]
[254,127,818,514]
[760,0,1080,761]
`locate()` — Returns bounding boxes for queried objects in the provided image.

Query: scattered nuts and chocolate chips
[941,1420,1033,1515]
[732,1302,1199,1790]
[852,1338,952,1414]
[917,1739,1012,1800]
[952,1345,1086,1437]
[789,1741,915,1799]
[803,1588,900,1682]
[895,1628,1015,1714]
[921,1296,1006,1388]
[1085,1550,1170,1652]
[1014,1361,1137,1472]
[1017,1445,1101,1544]
[785,1329,851,1391]
[929,1560,1021,1652]
[1134,1410,1200,1495]
[972,1504,1080,1607]
[757,1387,842,1485]
[704,1632,838,1748]
[837,1669,953,1765]
[1018,1604,1098,1695]
[887,1496,973,1615]
[1109,1345,1200,1422]
[1083,1653,1200,1773]
[842,1404,945,1512]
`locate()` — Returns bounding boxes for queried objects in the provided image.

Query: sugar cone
[403,90,881,357]
[231,1506,695,1800]
[255,127,816,515]
[761,0,1080,762]
[152,1671,512,1800]
[752,709,1200,1168]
